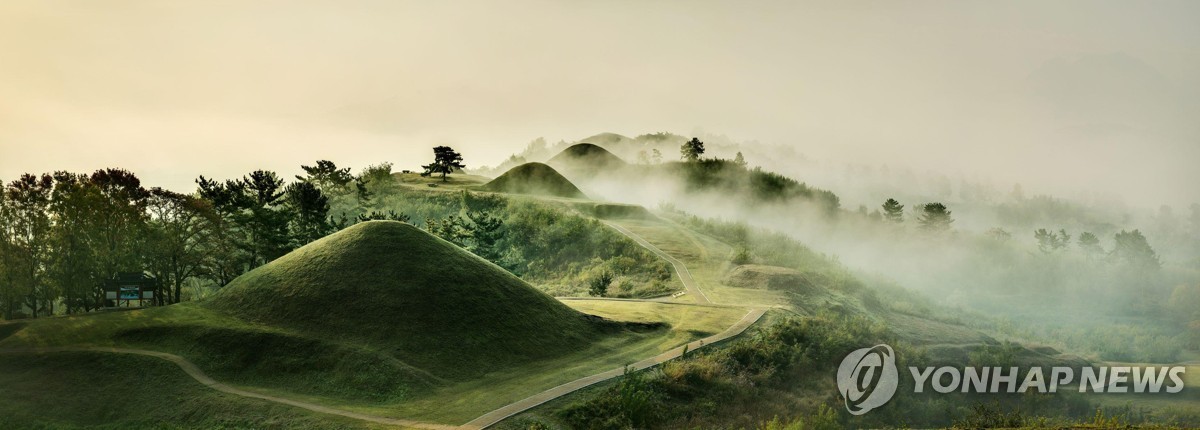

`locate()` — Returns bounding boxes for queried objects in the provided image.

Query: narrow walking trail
[458,307,766,430]
[0,220,762,429]
[0,346,456,430]
[603,221,713,304]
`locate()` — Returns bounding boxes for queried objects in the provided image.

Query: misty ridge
[476,131,1200,363]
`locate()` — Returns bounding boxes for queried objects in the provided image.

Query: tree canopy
[422,146,466,182]
[882,198,904,223]
[917,202,954,233]
[680,138,705,162]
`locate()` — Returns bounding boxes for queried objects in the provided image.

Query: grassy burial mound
[547,143,629,177]
[207,220,605,379]
[480,162,587,198]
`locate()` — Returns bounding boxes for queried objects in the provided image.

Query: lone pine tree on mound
[206,221,605,378]
[422,146,466,182]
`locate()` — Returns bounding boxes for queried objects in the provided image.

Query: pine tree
[1078,231,1103,260]
[422,146,466,182]
[680,138,705,161]
[882,198,904,223]
[284,181,331,247]
[917,202,954,233]
[1111,229,1160,270]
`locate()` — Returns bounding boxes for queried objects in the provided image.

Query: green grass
[546,143,629,180]
[394,171,491,188]
[481,162,587,199]
[612,219,792,307]
[0,304,429,403]
[0,351,400,429]
[0,220,749,425]
[0,298,747,424]
[209,221,605,381]
[560,299,747,342]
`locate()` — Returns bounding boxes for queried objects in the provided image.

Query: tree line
[0,146,477,320]
[872,197,1160,269]
[0,162,387,319]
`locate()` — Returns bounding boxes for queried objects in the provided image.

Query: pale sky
[1,0,1197,207]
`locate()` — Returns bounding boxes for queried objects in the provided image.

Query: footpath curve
[0,221,762,429]
[0,346,456,430]
[602,221,712,304]
[458,307,766,429]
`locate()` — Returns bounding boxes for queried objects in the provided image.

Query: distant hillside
[577,132,633,146]
[481,162,587,199]
[662,159,841,213]
[549,143,627,167]
[547,143,628,180]
[207,221,602,378]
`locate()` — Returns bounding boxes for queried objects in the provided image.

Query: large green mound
[207,221,601,378]
[481,162,587,198]
[549,141,628,166]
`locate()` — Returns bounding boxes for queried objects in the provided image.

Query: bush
[589,271,613,297]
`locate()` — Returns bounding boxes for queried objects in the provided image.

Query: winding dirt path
[0,346,455,430]
[0,219,759,429]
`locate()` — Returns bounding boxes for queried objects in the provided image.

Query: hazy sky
[1,0,1197,207]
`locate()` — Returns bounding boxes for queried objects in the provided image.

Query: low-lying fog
[3,1,1198,343]
[2,1,1198,208]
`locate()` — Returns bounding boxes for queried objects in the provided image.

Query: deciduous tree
[145,188,214,304]
[4,174,53,317]
[1111,229,1160,270]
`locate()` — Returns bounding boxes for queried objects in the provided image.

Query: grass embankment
[546,143,629,181]
[209,221,603,381]
[0,351,399,430]
[481,163,587,199]
[394,171,491,189]
[0,220,748,425]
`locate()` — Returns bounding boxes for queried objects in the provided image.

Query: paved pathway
[0,220,761,429]
[458,307,766,429]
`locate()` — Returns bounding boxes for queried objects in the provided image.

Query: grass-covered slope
[207,220,602,378]
[0,351,381,430]
[548,143,628,172]
[481,162,587,199]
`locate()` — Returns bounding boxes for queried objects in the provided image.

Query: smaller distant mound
[482,162,587,199]
[725,265,816,292]
[551,143,628,166]
[577,132,632,146]
[548,143,628,172]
